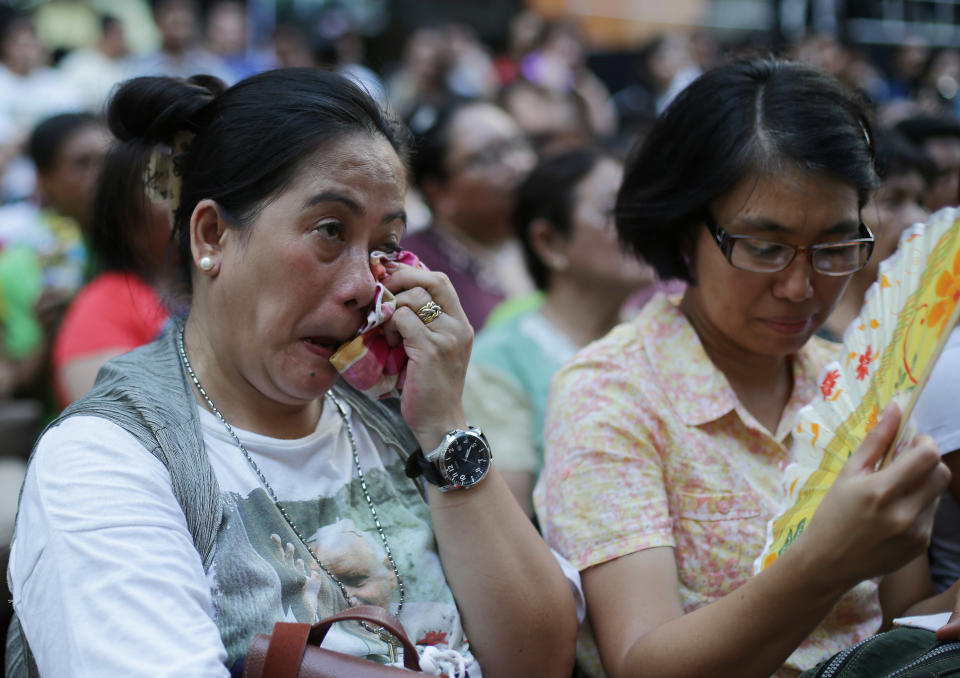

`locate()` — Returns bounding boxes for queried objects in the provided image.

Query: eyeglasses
[703,213,875,276]
[447,135,533,174]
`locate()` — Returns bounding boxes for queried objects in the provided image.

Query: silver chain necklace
[176,326,406,624]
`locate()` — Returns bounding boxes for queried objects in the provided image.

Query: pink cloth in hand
[329,249,425,399]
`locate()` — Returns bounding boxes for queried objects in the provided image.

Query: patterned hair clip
[143,131,195,222]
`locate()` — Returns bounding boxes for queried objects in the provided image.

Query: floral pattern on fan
[929,251,960,338]
[756,207,960,573]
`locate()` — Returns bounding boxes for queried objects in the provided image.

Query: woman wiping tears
[6,69,578,678]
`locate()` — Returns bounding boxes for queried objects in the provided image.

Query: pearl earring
[199,256,214,271]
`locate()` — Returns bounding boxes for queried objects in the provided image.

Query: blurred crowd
[3,0,960,667]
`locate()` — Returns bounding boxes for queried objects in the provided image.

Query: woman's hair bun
[108,74,227,146]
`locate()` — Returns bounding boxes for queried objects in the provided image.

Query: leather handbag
[243,605,422,678]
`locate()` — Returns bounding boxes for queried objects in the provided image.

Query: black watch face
[441,434,491,489]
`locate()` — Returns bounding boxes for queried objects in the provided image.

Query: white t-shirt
[914,326,960,592]
[10,400,478,676]
[0,64,84,145]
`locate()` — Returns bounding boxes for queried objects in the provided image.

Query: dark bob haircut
[28,112,101,174]
[616,58,877,284]
[407,97,474,191]
[107,68,409,291]
[873,129,937,186]
[514,147,610,290]
[89,141,166,280]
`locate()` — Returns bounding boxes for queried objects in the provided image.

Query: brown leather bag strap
[262,622,311,678]
[307,605,421,671]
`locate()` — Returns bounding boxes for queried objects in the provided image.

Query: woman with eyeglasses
[535,58,960,678]
[403,99,538,330]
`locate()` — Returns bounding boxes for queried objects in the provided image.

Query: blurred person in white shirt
[0,10,83,202]
[58,14,129,115]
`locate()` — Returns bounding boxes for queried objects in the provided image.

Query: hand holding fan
[756,207,960,573]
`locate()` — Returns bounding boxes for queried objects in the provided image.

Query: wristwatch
[404,427,493,491]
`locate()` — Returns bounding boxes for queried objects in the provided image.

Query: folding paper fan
[755,206,960,574]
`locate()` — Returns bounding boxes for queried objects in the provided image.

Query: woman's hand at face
[797,404,949,594]
[381,263,474,449]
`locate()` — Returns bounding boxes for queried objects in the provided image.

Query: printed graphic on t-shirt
[209,460,471,668]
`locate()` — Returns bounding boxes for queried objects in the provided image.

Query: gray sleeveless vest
[5,322,420,677]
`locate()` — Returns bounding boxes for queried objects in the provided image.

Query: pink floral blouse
[534,294,881,678]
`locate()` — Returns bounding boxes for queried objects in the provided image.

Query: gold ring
[416,300,443,325]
